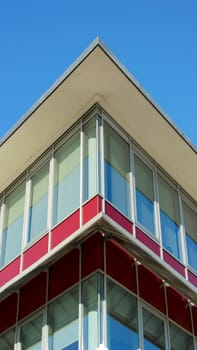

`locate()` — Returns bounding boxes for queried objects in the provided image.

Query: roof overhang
[0,38,196,200]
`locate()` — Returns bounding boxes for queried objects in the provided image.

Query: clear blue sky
[0,0,197,147]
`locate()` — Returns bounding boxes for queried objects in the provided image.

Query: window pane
[107,279,138,350]
[83,274,98,350]
[135,156,155,235]
[28,163,49,242]
[143,308,165,350]
[48,286,79,350]
[83,117,97,202]
[1,182,25,266]
[182,201,197,271]
[0,328,15,350]
[104,122,131,218]
[53,132,80,225]
[20,314,42,350]
[158,176,182,260]
[170,322,194,350]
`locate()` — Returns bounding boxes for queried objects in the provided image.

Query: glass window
[82,274,99,350]
[169,322,194,350]
[48,285,79,350]
[107,278,138,350]
[182,201,197,271]
[104,122,131,218]
[134,156,156,235]
[1,182,25,266]
[83,117,97,202]
[158,175,182,260]
[142,308,166,350]
[20,314,42,350]
[0,328,15,350]
[28,163,49,242]
[53,131,80,225]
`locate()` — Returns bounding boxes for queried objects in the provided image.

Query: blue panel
[186,234,197,271]
[62,341,78,350]
[136,190,155,235]
[160,211,181,260]
[105,162,131,218]
[28,194,48,242]
[108,317,138,350]
[2,215,23,266]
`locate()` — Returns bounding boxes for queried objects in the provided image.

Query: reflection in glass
[0,328,15,350]
[48,286,79,350]
[170,322,194,350]
[83,274,98,350]
[28,163,49,242]
[158,175,182,260]
[107,278,138,350]
[182,201,197,271]
[143,308,165,350]
[1,182,25,266]
[53,132,80,225]
[135,156,155,235]
[104,122,131,218]
[20,314,42,350]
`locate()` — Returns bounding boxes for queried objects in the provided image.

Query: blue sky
[0,0,197,146]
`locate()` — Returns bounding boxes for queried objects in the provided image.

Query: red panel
[188,270,197,288]
[105,202,133,234]
[0,257,20,287]
[163,250,185,277]
[82,232,104,277]
[0,293,18,333]
[192,306,197,336]
[136,228,160,256]
[22,234,48,270]
[106,239,136,293]
[18,272,47,320]
[51,210,80,249]
[48,248,79,300]
[138,265,166,314]
[167,287,192,332]
[82,195,102,225]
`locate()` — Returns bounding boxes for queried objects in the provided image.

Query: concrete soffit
[0,37,196,201]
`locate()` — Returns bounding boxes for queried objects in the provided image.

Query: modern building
[0,38,196,350]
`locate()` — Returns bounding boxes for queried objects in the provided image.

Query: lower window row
[0,273,196,350]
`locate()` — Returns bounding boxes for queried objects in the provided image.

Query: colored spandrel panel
[158,175,182,261]
[182,201,197,271]
[107,278,138,350]
[20,314,42,350]
[104,121,131,218]
[1,182,25,267]
[134,156,156,235]
[83,117,97,202]
[48,285,79,350]
[28,163,49,243]
[53,131,80,225]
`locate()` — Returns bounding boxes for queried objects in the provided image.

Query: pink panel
[105,202,133,234]
[22,234,48,270]
[82,195,102,224]
[0,257,20,287]
[163,250,185,277]
[188,270,197,288]
[51,210,80,249]
[136,227,160,256]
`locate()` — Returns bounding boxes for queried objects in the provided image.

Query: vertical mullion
[47,151,55,251]
[178,188,188,273]
[80,120,84,228]
[100,113,105,212]
[135,261,143,350]
[130,148,136,237]
[0,197,6,268]
[154,168,163,259]
[21,175,31,257]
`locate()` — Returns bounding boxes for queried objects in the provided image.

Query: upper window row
[0,112,196,273]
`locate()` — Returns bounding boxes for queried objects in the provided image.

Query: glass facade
[0,110,196,277]
[1,273,195,350]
